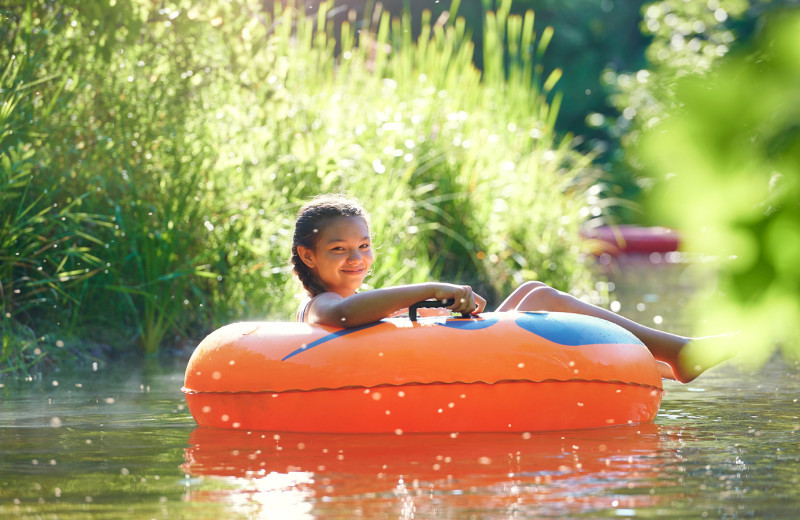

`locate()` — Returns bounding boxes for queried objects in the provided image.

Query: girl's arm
[305,283,487,327]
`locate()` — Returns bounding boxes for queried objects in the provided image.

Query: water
[2,257,799,519]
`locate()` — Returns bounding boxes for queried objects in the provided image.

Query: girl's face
[299,216,373,297]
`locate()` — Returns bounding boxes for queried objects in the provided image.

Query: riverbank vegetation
[1,0,604,373]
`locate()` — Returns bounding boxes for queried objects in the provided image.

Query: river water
[2,256,799,519]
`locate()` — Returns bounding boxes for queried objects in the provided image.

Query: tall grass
[1,5,108,372]
[1,0,602,372]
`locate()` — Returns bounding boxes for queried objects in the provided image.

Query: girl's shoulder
[296,292,340,322]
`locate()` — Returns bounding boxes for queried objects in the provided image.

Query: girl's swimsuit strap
[296,296,312,323]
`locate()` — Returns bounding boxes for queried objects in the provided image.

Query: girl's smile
[299,216,373,298]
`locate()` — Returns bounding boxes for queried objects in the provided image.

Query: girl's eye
[360,243,370,249]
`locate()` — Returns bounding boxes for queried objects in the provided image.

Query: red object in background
[582,225,681,255]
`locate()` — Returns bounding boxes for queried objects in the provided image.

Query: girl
[292,193,716,383]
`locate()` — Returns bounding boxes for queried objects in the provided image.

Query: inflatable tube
[182,311,663,433]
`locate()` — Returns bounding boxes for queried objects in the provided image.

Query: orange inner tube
[183,311,663,433]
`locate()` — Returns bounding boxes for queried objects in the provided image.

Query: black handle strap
[408,298,470,321]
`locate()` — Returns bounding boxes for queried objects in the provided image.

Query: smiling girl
[291,193,725,383]
[291,194,485,327]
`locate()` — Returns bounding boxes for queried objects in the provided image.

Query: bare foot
[670,332,739,383]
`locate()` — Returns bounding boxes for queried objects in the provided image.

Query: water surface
[2,258,799,519]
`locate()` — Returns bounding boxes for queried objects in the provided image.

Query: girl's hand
[433,283,486,315]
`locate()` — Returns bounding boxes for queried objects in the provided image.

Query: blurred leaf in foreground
[640,11,800,368]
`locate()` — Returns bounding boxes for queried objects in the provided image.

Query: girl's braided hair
[291,194,370,297]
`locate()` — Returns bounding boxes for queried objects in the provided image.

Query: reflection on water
[183,423,671,518]
[1,257,799,518]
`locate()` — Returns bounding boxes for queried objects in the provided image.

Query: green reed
[1,6,108,372]
[1,0,602,370]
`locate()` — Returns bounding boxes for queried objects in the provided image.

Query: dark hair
[292,194,370,296]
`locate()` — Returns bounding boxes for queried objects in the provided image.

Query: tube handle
[408,298,470,322]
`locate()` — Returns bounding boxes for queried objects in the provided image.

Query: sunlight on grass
[1,0,601,366]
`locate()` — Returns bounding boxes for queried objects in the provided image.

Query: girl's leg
[511,284,702,383]
[495,281,548,312]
